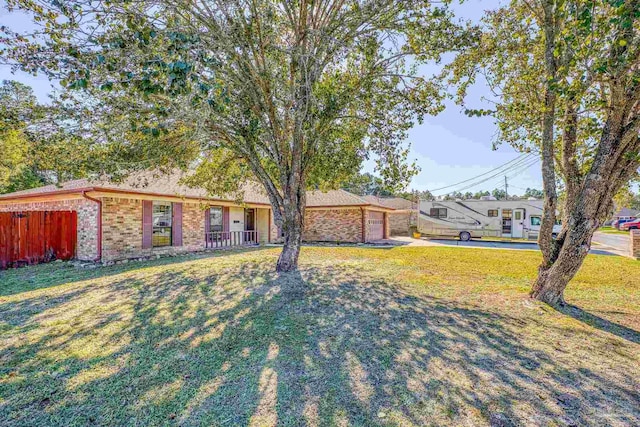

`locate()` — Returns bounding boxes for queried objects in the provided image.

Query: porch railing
[205,230,260,249]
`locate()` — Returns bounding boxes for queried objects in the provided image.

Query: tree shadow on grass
[0,257,638,426]
[0,246,273,297]
[555,304,640,345]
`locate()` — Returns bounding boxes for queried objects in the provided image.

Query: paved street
[592,231,630,256]
[378,235,621,256]
[426,238,619,256]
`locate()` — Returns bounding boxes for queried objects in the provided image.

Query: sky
[0,1,545,197]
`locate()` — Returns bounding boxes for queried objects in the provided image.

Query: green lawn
[598,226,631,235]
[1,247,638,427]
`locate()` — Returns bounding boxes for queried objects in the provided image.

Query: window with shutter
[152,201,172,247]
[210,207,223,232]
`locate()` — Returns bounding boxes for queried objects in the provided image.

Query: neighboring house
[612,207,639,221]
[362,195,416,236]
[0,173,393,266]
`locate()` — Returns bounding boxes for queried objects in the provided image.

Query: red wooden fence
[0,211,77,269]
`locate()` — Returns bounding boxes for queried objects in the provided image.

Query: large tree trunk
[531,219,595,305]
[531,110,636,305]
[527,0,640,306]
[276,203,304,272]
[275,178,306,272]
[537,0,559,268]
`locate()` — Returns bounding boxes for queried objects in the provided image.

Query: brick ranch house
[0,173,394,265]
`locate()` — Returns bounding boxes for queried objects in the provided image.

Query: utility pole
[504,176,509,200]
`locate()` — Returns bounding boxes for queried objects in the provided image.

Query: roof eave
[0,187,97,201]
[0,187,395,211]
[296,203,396,212]
[91,187,271,206]
[0,186,271,207]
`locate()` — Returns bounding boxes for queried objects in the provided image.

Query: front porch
[204,230,261,249]
[204,206,270,249]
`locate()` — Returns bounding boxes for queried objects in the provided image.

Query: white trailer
[418,199,560,241]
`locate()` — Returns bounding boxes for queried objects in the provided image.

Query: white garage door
[368,212,384,241]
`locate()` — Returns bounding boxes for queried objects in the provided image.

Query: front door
[501,209,512,236]
[244,208,256,243]
[512,209,524,238]
[244,209,255,231]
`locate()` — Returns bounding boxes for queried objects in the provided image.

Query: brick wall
[389,211,411,236]
[304,208,363,243]
[630,230,640,259]
[102,197,205,262]
[102,198,142,260]
[270,208,364,243]
[0,198,99,261]
[183,203,206,249]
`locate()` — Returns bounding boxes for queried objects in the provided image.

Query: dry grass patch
[0,246,638,426]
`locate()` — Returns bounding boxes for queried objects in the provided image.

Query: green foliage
[614,185,640,211]
[491,188,507,200]
[436,188,542,200]
[0,80,90,194]
[0,80,41,193]
[396,189,434,201]
[523,188,544,199]
[341,172,393,196]
[0,128,33,191]
[448,0,640,214]
[473,190,490,199]
[448,1,640,159]
[0,1,471,202]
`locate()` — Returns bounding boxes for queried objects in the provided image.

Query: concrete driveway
[592,232,630,256]
[380,235,620,256]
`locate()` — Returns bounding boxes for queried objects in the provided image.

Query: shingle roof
[362,195,415,210]
[307,189,371,207]
[614,207,639,217]
[0,172,391,209]
[1,179,92,197]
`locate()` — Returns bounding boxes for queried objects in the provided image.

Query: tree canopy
[0,80,89,194]
[341,172,394,196]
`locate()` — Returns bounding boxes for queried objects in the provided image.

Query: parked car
[613,218,636,229]
[620,218,640,231]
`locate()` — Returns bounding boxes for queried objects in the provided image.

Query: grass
[598,226,631,235]
[1,246,639,427]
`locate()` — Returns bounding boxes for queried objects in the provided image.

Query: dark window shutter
[142,200,153,249]
[223,207,230,232]
[172,203,183,246]
[204,208,211,234]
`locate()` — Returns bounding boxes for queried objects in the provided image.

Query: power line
[472,158,539,192]
[434,156,538,196]
[428,153,532,193]
[509,184,532,191]
[436,158,539,197]
[504,158,539,180]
